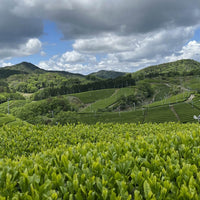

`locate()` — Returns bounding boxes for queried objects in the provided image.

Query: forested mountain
[1,62,84,77]
[0,62,134,96]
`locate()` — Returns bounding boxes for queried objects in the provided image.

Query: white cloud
[1,0,200,73]
[38,50,97,74]
[24,38,42,55]
[10,0,200,39]
[40,51,46,56]
[165,40,200,62]
[38,26,200,74]
[73,26,194,61]
[0,61,13,68]
[60,51,86,63]
[73,34,135,53]
[0,38,42,60]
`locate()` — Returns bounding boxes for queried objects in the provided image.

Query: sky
[0,0,200,75]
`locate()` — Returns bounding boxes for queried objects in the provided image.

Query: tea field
[0,122,200,199]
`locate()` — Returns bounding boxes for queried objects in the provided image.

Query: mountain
[90,70,126,79]
[1,59,200,125]
[0,62,44,78]
[0,62,84,79]
[5,62,44,73]
[132,59,200,79]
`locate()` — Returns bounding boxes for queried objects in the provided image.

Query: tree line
[33,75,136,100]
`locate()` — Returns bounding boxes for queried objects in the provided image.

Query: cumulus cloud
[0,0,42,60]
[40,51,46,57]
[0,38,42,60]
[38,50,97,74]
[49,0,200,39]
[60,51,86,63]
[0,61,13,68]
[165,41,200,62]
[10,0,200,39]
[0,1,42,44]
[73,27,194,59]
[1,0,200,72]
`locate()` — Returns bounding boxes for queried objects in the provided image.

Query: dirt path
[165,83,171,87]
[186,94,195,102]
[111,89,119,96]
[150,91,159,104]
[170,105,180,121]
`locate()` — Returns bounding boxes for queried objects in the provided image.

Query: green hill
[90,70,126,79]
[133,59,200,80]
[0,59,200,125]
[1,62,84,78]
[0,62,44,78]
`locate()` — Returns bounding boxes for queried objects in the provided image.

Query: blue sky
[1,0,200,74]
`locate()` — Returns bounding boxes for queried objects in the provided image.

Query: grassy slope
[183,76,200,90]
[133,59,200,78]
[174,103,200,123]
[144,106,178,123]
[82,87,135,112]
[153,83,171,101]
[147,91,192,108]
[70,88,116,104]
[78,110,144,124]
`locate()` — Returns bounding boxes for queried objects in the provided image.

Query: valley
[0,59,200,125]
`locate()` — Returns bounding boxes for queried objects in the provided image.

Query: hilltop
[90,70,126,79]
[133,59,200,79]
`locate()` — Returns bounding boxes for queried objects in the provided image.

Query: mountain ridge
[132,59,200,79]
[0,59,200,125]
[89,70,126,79]
[1,59,200,80]
[0,62,127,79]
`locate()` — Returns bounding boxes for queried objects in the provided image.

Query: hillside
[133,59,200,79]
[90,70,126,79]
[0,62,44,78]
[3,62,44,73]
[0,59,200,125]
[1,62,84,78]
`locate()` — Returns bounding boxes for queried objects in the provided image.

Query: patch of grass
[173,103,200,123]
[153,84,171,101]
[147,92,192,108]
[70,88,116,104]
[183,76,200,90]
[78,109,144,124]
[82,87,135,112]
[144,105,177,123]
[191,95,200,109]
